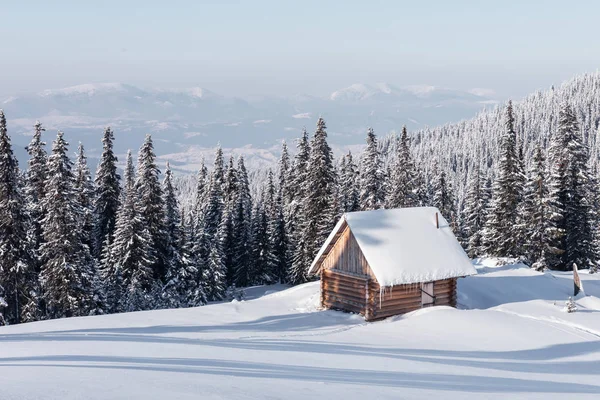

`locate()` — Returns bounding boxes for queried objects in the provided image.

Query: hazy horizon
[3,0,600,100]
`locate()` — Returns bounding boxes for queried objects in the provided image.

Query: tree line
[1,73,599,325]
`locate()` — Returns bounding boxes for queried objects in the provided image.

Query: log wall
[321,269,373,317]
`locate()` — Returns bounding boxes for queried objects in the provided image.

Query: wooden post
[435,212,439,229]
[364,279,370,321]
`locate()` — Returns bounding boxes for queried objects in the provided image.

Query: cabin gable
[320,224,376,279]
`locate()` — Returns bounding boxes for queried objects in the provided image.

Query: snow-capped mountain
[1,82,494,172]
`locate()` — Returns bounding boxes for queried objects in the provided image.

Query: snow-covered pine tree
[291,118,336,284]
[483,101,524,257]
[109,150,156,312]
[521,145,557,269]
[192,158,209,237]
[0,110,38,324]
[205,218,227,301]
[432,165,456,227]
[269,188,288,283]
[264,170,287,282]
[550,103,597,269]
[284,130,311,284]
[181,209,207,306]
[359,127,384,210]
[74,143,95,253]
[197,147,225,264]
[135,134,168,279]
[39,131,95,319]
[340,151,360,213]
[93,127,120,259]
[232,156,253,287]
[221,156,238,284]
[462,164,487,258]
[387,126,418,208]
[160,161,186,308]
[278,141,290,205]
[249,196,276,284]
[24,121,48,264]
[287,128,310,204]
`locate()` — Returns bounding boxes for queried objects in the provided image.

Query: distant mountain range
[1,82,496,172]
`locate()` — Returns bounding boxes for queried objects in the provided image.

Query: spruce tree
[359,127,384,210]
[221,156,238,284]
[521,145,563,269]
[483,101,524,257]
[109,150,156,312]
[74,143,95,252]
[93,127,120,259]
[278,141,291,205]
[340,151,360,212]
[432,166,456,226]
[232,157,253,287]
[205,219,227,301]
[0,110,38,324]
[40,131,94,319]
[135,134,167,279]
[387,126,418,208]
[547,103,596,269]
[462,164,487,257]
[291,118,336,284]
[24,121,48,263]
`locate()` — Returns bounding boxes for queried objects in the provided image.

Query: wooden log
[377,300,422,310]
[325,269,369,281]
[323,298,364,314]
[372,305,422,319]
[322,292,366,306]
[323,279,369,291]
[323,293,365,308]
[323,283,366,295]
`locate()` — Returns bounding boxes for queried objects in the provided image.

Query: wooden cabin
[308,207,477,321]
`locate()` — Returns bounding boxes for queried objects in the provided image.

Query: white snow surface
[309,207,477,286]
[1,260,600,399]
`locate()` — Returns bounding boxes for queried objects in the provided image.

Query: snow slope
[1,260,599,399]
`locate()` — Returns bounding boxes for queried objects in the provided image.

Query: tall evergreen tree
[231,157,253,287]
[278,141,291,205]
[340,151,360,212]
[74,143,95,252]
[387,126,418,208]
[462,164,486,257]
[483,101,524,256]
[40,131,94,319]
[0,110,38,324]
[521,145,563,269]
[135,134,167,279]
[108,151,156,312]
[432,167,456,229]
[291,118,336,284]
[359,128,384,210]
[205,218,227,301]
[547,103,596,269]
[93,127,120,259]
[24,121,48,262]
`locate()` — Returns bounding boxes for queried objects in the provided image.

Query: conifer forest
[1,72,600,325]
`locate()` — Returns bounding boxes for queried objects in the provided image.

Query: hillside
[0,260,598,399]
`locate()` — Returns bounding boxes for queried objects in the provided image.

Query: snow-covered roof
[308,207,477,286]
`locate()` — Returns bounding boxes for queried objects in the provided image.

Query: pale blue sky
[2,0,599,98]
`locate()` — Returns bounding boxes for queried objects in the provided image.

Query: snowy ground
[1,260,599,399]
